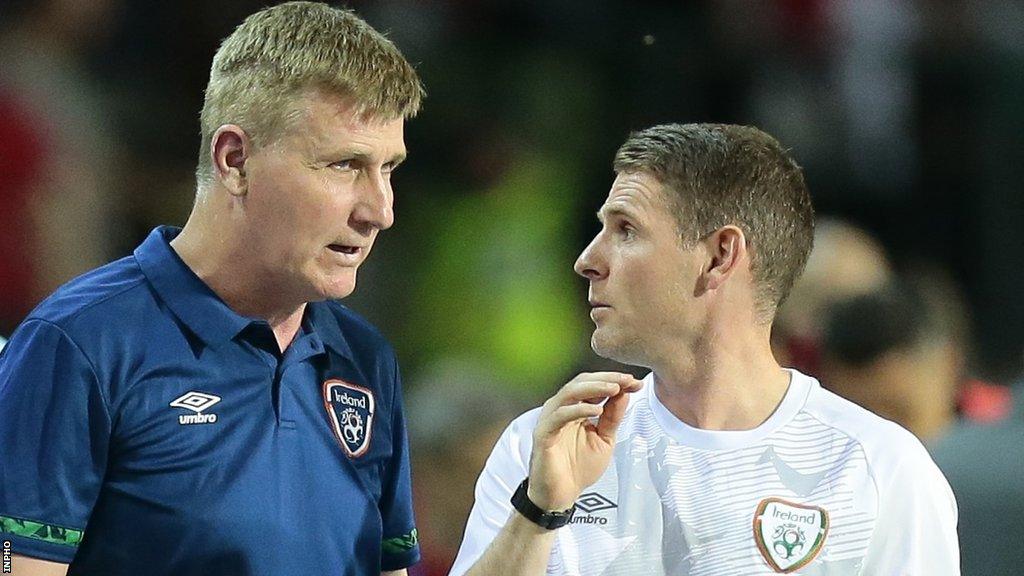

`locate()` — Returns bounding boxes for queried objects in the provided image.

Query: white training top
[449,370,959,575]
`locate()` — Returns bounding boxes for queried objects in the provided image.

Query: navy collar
[135,226,251,347]
[135,226,353,360]
[304,300,354,360]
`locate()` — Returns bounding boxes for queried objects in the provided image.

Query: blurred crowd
[1,1,1021,574]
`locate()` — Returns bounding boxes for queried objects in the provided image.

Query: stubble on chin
[591,326,646,368]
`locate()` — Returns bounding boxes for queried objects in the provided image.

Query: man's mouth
[328,244,361,255]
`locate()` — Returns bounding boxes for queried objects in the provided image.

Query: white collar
[641,368,816,450]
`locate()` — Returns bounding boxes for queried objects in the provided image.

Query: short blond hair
[196,1,424,183]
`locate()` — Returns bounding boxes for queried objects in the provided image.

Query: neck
[171,209,305,352]
[651,321,790,431]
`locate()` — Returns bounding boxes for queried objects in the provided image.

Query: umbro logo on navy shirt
[170,391,221,425]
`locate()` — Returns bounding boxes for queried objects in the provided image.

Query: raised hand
[526,372,643,511]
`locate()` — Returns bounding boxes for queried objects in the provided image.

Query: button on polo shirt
[0,226,419,575]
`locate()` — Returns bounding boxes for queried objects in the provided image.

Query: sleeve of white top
[859,433,960,575]
[447,409,540,576]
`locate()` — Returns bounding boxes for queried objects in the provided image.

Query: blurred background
[1,0,1022,574]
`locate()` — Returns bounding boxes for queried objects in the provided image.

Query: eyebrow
[331,150,407,166]
[596,206,638,224]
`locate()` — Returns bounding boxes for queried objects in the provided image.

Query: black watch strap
[510,478,576,530]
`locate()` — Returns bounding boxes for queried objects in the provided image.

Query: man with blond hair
[0,3,424,575]
[449,124,959,575]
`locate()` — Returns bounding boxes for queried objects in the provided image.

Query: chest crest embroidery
[322,379,375,458]
[753,497,829,573]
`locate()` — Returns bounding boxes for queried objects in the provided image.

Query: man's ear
[210,124,252,197]
[702,225,747,291]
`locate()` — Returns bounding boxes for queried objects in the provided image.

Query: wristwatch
[510,478,576,530]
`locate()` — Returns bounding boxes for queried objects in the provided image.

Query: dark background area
[3,0,1020,384]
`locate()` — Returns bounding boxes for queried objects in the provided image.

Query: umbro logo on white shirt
[576,492,617,513]
[570,492,617,525]
[170,391,221,425]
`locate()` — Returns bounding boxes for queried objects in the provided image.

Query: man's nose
[574,235,605,280]
[352,172,394,232]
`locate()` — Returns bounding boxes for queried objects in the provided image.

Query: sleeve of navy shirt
[0,319,112,563]
[379,354,421,571]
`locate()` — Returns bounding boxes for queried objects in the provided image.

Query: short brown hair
[196,1,425,183]
[614,123,814,321]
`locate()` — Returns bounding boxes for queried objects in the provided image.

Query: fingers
[596,390,633,440]
[616,376,643,395]
[537,372,643,436]
[544,402,605,430]
[549,372,639,406]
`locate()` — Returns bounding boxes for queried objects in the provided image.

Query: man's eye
[331,160,355,170]
[619,222,636,238]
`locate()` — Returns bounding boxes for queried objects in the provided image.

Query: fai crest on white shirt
[323,379,375,458]
[753,497,829,573]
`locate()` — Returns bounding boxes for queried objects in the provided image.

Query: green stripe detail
[0,515,83,547]
[382,527,418,554]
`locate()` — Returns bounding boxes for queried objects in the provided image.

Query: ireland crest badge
[323,379,375,458]
[753,497,829,573]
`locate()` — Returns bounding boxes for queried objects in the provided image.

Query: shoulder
[25,255,150,338]
[507,406,543,441]
[802,381,945,492]
[482,406,543,473]
[3,257,168,401]
[0,258,151,412]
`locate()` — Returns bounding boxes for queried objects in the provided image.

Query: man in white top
[449,124,959,576]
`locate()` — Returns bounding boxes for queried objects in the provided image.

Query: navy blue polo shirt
[0,226,419,575]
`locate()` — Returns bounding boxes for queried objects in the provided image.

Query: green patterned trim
[0,515,83,547]
[382,528,418,554]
